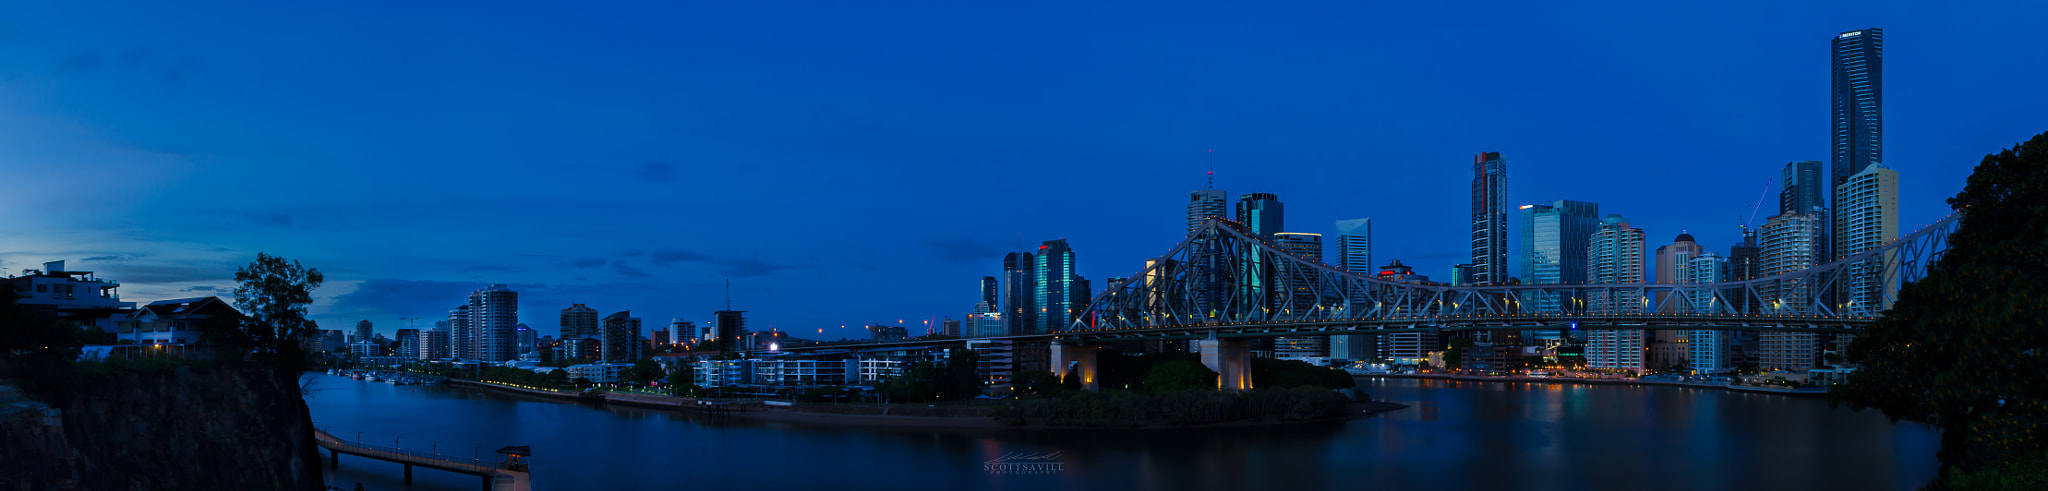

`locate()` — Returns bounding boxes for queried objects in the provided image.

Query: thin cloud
[631,162,674,182]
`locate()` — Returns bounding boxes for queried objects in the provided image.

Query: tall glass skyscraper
[1831,29,1883,198]
[1333,218,1372,274]
[469,284,519,363]
[1470,152,1509,285]
[1188,189,1228,235]
[1235,193,1284,238]
[1781,160,1826,216]
[1002,252,1036,336]
[1519,200,1600,290]
[1034,240,1079,334]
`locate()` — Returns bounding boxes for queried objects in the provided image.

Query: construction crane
[1742,178,1775,229]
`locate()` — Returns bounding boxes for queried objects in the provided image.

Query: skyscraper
[352,320,373,345]
[978,276,998,307]
[1686,252,1733,374]
[1585,214,1646,374]
[1782,160,1827,217]
[1471,152,1509,285]
[1831,28,1883,196]
[1760,211,1825,372]
[1519,200,1601,287]
[1650,232,1703,369]
[712,310,745,351]
[1273,232,1327,358]
[1188,189,1228,235]
[1034,239,1080,334]
[1235,193,1284,238]
[1002,252,1036,337]
[560,304,599,339]
[1835,164,1900,314]
[1333,218,1372,274]
[602,310,642,362]
[469,284,519,363]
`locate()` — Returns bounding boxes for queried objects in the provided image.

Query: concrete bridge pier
[1049,342,1100,391]
[1199,338,1252,391]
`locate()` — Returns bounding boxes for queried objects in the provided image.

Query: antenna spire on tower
[725,279,732,310]
[1206,149,1215,189]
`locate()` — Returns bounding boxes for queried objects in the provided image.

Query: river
[304,374,1940,490]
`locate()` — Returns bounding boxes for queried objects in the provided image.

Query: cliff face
[0,366,322,491]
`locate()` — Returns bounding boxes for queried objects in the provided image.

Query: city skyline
[3,3,2042,340]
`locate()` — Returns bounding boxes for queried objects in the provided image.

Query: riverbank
[1359,372,1828,396]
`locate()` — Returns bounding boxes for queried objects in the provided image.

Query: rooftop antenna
[724,279,732,311]
[1205,149,1215,189]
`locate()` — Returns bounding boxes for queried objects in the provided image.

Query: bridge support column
[1199,338,1252,391]
[329,449,337,469]
[1048,342,1099,391]
[404,464,412,484]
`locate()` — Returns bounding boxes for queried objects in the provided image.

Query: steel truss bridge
[1062,211,1964,340]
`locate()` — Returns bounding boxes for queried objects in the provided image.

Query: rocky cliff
[0,366,322,490]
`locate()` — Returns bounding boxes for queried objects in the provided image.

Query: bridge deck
[313,428,530,490]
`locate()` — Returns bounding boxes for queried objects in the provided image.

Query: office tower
[1686,253,1733,374]
[1373,261,1436,364]
[712,309,745,350]
[1002,252,1037,337]
[1519,200,1600,315]
[1655,233,1705,286]
[1034,239,1081,334]
[1189,189,1229,234]
[941,318,961,337]
[515,323,535,356]
[560,304,599,340]
[469,284,519,363]
[447,305,472,360]
[602,311,642,362]
[1334,219,1372,274]
[1782,161,1827,216]
[1831,29,1883,196]
[352,320,373,345]
[1470,152,1509,285]
[1649,232,1703,369]
[1235,193,1284,238]
[1836,164,1900,314]
[1273,232,1328,358]
[979,276,998,307]
[1759,211,1825,372]
[1585,214,1646,374]
[670,319,697,343]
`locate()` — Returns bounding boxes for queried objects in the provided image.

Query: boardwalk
[313,428,531,491]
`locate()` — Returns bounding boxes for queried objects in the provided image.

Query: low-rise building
[5,260,136,332]
[565,363,635,384]
[116,297,239,346]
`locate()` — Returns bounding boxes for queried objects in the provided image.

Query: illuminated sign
[1839,31,1861,38]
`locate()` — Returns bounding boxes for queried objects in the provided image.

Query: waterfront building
[1836,164,1900,315]
[515,323,536,355]
[560,304,599,340]
[394,328,420,359]
[316,330,347,355]
[1759,211,1826,372]
[116,297,238,346]
[5,260,136,332]
[600,311,641,362]
[1831,28,1883,198]
[1519,200,1601,315]
[1585,214,1646,374]
[1470,152,1509,285]
[1002,252,1036,337]
[967,339,1017,391]
[565,363,635,384]
[712,310,745,350]
[418,327,446,360]
[1649,232,1704,369]
[1686,252,1733,374]
[1375,261,1439,364]
[447,304,472,360]
[1033,239,1084,334]
[350,340,381,358]
[469,284,519,363]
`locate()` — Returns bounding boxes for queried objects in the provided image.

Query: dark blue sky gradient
[2,1,2042,339]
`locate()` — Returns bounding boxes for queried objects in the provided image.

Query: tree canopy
[1834,131,2048,479]
[232,253,324,368]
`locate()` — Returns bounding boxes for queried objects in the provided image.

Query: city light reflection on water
[307,374,1938,491]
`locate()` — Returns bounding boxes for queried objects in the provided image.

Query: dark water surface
[305,374,1939,491]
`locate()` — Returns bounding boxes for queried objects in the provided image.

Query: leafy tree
[620,360,664,384]
[1443,338,1475,371]
[0,289,91,405]
[232,253,325,370]
[1833,132,2048,480]
[1011,370,1065,397]
[1142,360,1218,393]
[1250,358,1355,389]
[666,363,694,388]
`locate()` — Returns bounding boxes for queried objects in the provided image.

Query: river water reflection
[305,374,1939,490]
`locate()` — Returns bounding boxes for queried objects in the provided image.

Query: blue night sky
[2,1,2042,340]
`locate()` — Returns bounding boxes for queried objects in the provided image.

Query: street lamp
[396,436,402,449]
[433,441,440,454]
[356,432,363,445]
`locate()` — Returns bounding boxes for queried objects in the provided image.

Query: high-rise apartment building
[560,304,599,340]
[1002,252,1036,337]
[352,320,373,345]
[1835,164,1900,315]
[602,311,643,362]
[447,304,472,360]
[1831,29,1883,196]
[417,327,446,360]
[1333,218,1372,274]
[1034,239,1081,334]
[1759,212,1826,372]
[515,323,535,356]
[1470,152,1509,285]
[1686,252,1733,374]
[469,284,519,363]
[1585,214,1646,374]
